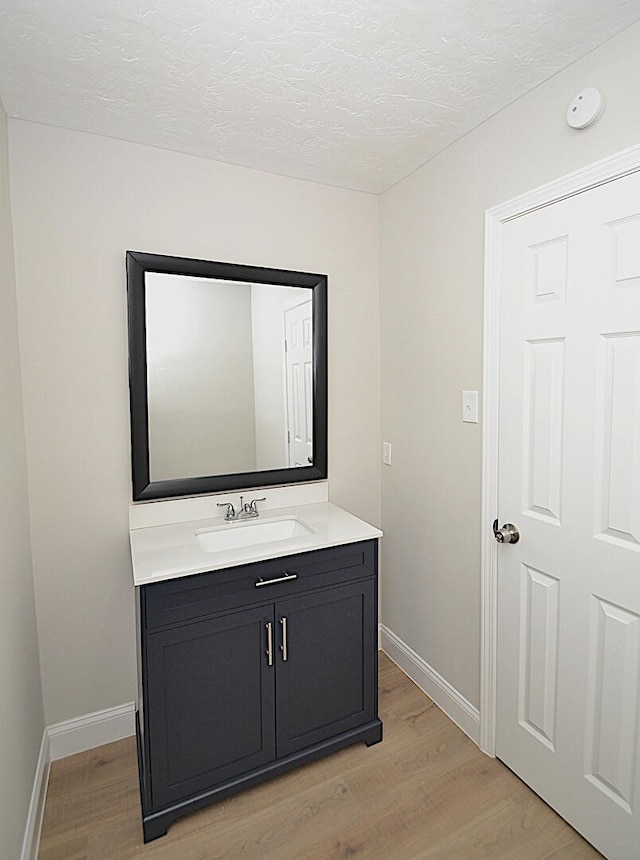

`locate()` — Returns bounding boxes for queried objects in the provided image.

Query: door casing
[480,141,640,755]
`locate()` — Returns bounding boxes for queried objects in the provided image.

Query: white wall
[379,21,640,708]
[0,102,44,858]
[9,122,380,725]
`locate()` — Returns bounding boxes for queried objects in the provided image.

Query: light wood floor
[38,654,602,859]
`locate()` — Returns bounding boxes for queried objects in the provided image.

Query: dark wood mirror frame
[127,251,328,502]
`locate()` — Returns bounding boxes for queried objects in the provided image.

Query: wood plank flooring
[38,654,602,859]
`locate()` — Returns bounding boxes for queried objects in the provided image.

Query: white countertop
[130,501,382,586]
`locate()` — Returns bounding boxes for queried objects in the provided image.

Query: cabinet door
[144,605,275,808]
[275,579,377,758]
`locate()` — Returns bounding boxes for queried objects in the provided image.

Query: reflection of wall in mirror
[145,273,256,480]
[251,286,309,470]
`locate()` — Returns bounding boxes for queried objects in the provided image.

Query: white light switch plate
[462,391,479,423]
[383,441,392,465]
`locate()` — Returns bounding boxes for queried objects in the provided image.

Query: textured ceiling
[0,1,638,193]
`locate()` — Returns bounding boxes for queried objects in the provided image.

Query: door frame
[479,142,640,756]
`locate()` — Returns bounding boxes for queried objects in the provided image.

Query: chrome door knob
[493,519,520,544]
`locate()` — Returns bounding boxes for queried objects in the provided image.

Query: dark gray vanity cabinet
[136,540,382,842]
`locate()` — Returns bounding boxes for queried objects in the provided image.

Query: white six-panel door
[496,169,640,859]
[284,299,313,467]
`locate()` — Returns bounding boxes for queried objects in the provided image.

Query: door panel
[584,597,640,813]
[275,580,376,758]
[496,170,640,859]
[523,338,565,523]
[145,606,275,807]
[596,333,640,547]
[518,564,560,750]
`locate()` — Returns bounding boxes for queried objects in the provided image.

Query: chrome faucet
[217,496,266,521]
[236,495,266,520]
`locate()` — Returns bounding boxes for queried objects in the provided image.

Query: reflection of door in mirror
[284,300,313,466]
[250,287,309,471]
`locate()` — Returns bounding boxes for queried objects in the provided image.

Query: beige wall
[0,103,44,857]
[9,121,380,725]
[379,21,640,708]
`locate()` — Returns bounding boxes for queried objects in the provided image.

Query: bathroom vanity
[126,254,381,840]
[130,501,383,842]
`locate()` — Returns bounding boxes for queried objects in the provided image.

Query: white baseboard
[48,701,136,761]
[20,731,50,860]
[21,702,136,859]
[380,624,480,745]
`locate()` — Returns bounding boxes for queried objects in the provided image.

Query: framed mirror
[126,251,327,501]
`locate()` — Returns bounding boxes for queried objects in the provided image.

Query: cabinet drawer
[142,540,377,631]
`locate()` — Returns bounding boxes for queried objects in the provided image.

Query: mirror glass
[127,252,327,501]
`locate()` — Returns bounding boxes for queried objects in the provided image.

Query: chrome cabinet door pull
[265,621,273,666]
[280,617,288,662]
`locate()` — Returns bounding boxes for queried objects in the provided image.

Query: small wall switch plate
[462,391,479,423]
[382,441,392,466]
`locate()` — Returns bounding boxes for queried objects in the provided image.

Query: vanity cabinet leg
[365,722,383,746]
[142,816,169,843]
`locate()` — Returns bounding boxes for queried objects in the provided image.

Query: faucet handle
[217,502,235,520]
[248,497,266,513]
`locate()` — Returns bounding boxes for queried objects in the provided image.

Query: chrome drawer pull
[255,572,298,588]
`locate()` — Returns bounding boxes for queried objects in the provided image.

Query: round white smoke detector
[566,88,605,129]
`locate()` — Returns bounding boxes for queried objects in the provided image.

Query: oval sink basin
[196,516,315,553]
